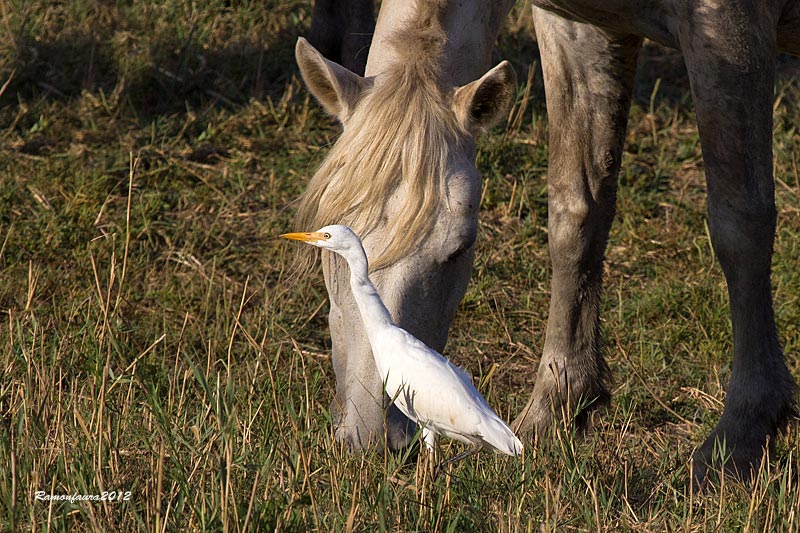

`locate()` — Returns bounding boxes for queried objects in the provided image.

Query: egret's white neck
[337,244,395,336]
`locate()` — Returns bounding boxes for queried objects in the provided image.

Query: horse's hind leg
[681,6,796,486]
[514,10,642,437]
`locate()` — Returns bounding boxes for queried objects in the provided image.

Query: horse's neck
[365,0,515,85]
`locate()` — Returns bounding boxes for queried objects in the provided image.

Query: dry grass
[1,1,799,531]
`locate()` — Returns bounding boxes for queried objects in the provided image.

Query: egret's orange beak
[280,232,327,243]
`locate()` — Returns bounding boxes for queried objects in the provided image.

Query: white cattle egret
[281,224,523,466]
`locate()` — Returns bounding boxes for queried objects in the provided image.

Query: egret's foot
[691,400,795,490]
[513,361,610,440]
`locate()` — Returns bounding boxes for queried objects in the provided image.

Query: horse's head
[293,9,515,449]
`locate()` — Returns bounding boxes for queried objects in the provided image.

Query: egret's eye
[323,233,331,239]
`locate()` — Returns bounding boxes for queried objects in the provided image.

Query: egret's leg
[420,428,437,481]
[422,428,436,453]
[433,444,481,481]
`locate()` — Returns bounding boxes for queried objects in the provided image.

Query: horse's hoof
[690,441,760,491]
[513,358,610,442]
[690,412,791,490]
[692,388,796,489]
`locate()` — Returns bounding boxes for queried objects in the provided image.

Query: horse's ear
[296,37,368,122]
[453,61,516,135]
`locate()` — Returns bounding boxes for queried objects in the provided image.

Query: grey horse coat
[298,0,799,485]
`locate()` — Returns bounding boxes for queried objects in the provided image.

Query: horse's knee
[547,167,618,274]
[548,187,591,261]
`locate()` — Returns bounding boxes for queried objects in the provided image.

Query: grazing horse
[295,0,517,451]
[296,0,799,484]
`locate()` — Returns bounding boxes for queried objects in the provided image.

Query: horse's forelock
[388,0,447,76]
[296,0,466,270]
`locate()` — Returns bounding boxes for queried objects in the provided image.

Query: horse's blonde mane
[296,0,468,270]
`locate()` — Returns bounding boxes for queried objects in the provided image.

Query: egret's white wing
[373,326,509,445]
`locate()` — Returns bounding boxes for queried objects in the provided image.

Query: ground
[1,1,799,531]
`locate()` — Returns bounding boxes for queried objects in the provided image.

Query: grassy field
[1,1,799,531]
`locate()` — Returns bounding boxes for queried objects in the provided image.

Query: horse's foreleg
[681,8,796,486]
[514,10,641,437]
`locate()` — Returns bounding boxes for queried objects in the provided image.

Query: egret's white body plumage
[282,224,522,457]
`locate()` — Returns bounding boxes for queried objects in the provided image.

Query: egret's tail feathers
[480,416,523,456]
